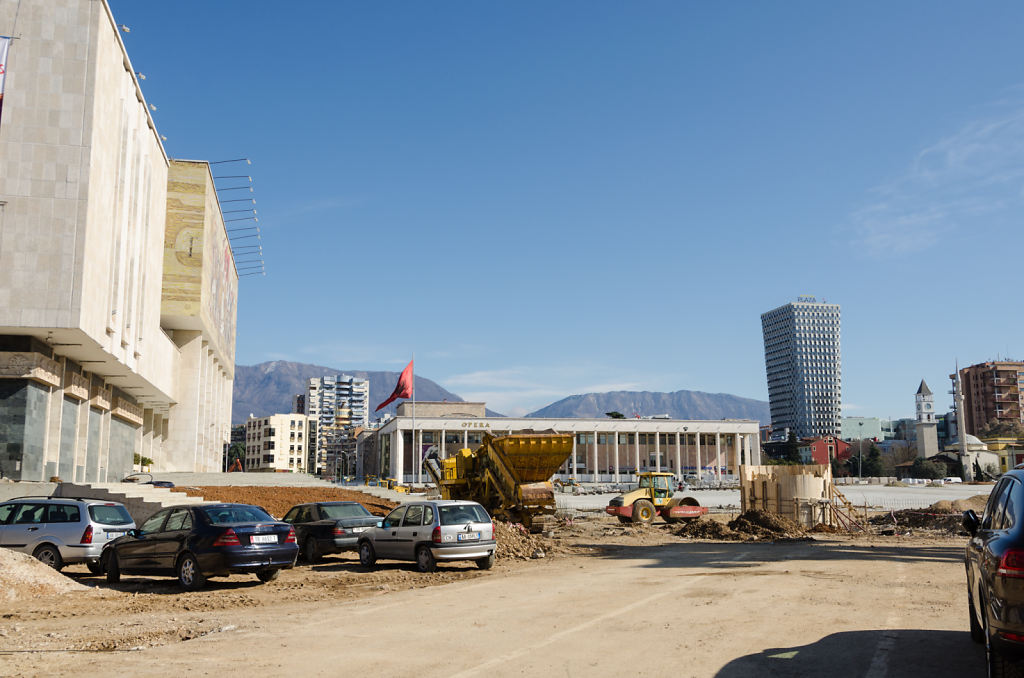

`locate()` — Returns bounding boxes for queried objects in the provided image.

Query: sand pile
[0,549,89,601]
[494,522,547,560]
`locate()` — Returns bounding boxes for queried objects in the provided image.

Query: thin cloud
[849,98,1024,257]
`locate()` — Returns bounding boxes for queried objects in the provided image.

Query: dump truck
[605,472,708,525]
[424,432,574,533]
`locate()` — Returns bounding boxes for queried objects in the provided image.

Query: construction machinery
[424,432,574,533]
[605,472,708,525]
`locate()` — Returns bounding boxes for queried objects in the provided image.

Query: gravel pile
[0,549,89,601]
[494,521,547,560]
[869,495,988,534]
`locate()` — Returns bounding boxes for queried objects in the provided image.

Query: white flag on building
[0,36,9,126]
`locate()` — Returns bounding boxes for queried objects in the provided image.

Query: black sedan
[101,503,298,590]
[964,468,1024,677]
[282,501,379,563]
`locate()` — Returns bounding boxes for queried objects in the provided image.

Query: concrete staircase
[146,472,338,488]
[55,482,211,525]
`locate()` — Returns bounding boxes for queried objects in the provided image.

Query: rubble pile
[869,495,988,534]
[728,510,808,540]
[0,549,89,601]
[494,521,547,560]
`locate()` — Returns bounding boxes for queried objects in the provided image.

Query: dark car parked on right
[281,501,379,563]
[964,467,1024,677]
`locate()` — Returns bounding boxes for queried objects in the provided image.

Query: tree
[605,411,625,419]
[978,419,1024,439]
[783,430,801,464]
[910,457,945,479]
[861,443,883,477]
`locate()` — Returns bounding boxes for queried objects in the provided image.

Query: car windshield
[202,505,274,524]
[89,504,133,526]
[320,504,371,519]
[438,504,490,526]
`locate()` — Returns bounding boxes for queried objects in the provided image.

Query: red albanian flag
[375,359,414,411]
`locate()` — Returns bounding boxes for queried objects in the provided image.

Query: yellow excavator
[424,432,574,533]
[605,472,708,525]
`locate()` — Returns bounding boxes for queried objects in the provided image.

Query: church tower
[915,379,939,458]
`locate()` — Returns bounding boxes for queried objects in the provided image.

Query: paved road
[71,538,982,678]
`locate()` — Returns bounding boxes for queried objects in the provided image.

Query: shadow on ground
[573,539,964,570]
[716,629,984,678]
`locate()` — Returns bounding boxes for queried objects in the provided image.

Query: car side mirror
[128,529,140,538]
[376,521,383,528]
[963,510,979,536]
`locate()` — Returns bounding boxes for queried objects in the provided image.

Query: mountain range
[525,390,769,422]
[232,361,769,426]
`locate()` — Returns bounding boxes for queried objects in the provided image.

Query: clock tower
[915,379,939,458]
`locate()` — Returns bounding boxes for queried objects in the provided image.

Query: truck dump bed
[425,432,573,532]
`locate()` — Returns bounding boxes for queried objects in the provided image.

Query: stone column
[592,430,598,481]
[695,433,702,482]
[655,431,661,472]
[734,433,741,475]
[675,432,681,481]
[394,427,404,481]
[715,432,722,482]
[571,434,577,479]
[634,432,640,474]
[613,432,620,483]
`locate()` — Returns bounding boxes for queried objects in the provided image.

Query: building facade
[0,1,236,481]
[951,361,1024,435]
[915,379,939,458]
[243,413,309,473]
[798,435,851,465]
[761,296,842,439]
[371,402,761,484]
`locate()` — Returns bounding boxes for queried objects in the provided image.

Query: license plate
[351,527,366,533]
[457,532,480,542]
[251,534,277,544]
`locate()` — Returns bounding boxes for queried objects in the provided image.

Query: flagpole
[411,353,416,486]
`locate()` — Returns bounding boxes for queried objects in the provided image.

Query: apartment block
[952,361,1024,435]
[244,413,309,473]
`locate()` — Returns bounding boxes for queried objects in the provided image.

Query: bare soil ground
[0,489,985,677]
[169,485,398,517]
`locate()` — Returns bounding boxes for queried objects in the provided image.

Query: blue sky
[110,1,1024,417]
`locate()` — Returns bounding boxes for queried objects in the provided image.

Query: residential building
[304,375,369,474]
[761,296,842,439]
[243,413,309,473]
[371,401,761,484]
[797,436,852,465]
[951,361,1024,435]
[0,1,236,481]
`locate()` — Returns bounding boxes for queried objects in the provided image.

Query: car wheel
[105,551,121,583]
[984,594,1015,678]
[304,536,321,564]
[475,553,495,570]
[256,568,280,583]
[416,546,437,573]
[177,553,206,591]
[86,560,103,576]
[969,588,985,644]
[358,541,376,568]
[32,544,63,571]
[631,500,655,525]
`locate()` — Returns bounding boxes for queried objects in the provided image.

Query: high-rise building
[243,413,309,473]
[761,296,842,439]
[951,361,1024,435]
[304,375,369,475]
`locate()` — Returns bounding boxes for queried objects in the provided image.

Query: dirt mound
[494,522,547,560]
[928,494,989,515]
[171,486,398,519]
[728,510,807,539]
[0,549,89,601]
[675,519,741,540]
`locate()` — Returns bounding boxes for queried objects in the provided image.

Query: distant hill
[232,361,499,425]
[526,390,769,423]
